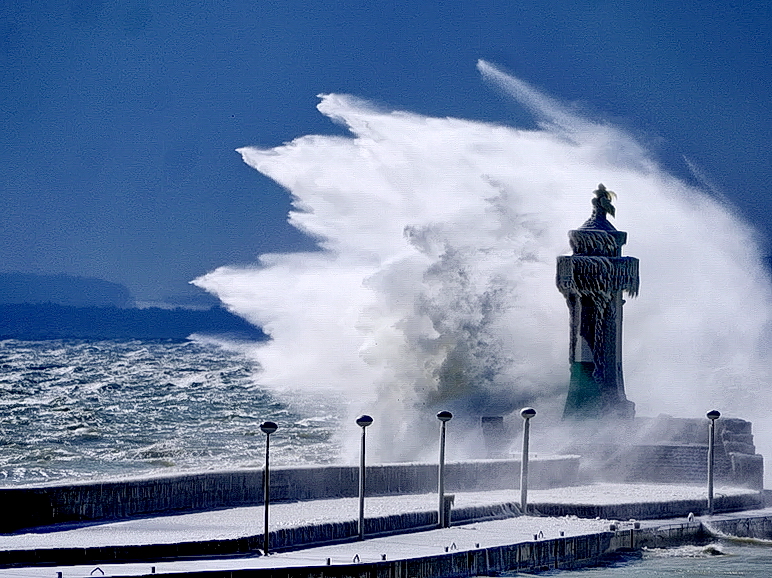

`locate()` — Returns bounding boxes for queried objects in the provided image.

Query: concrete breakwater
[317,527,706,578]
[0,492,762,569]
[534,492,763,520]
[575,416,764,490]
[126,517,769,578]
[303,522,718,578]
[364,518,772,578]
[244,532,634,578]
[1,457,577,533]
[0,503,518,568]
[705,510,772,540]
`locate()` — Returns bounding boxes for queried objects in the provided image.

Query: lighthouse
[556,185,639,420]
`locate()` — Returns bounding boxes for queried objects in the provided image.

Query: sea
[0,338,343,485]
[499,540,772,577]
[3,338,772,576]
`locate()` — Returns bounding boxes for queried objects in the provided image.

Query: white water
[194,61,772,470]
[0,339,343,484]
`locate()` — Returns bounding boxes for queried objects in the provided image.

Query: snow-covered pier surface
[0,484,762,572]
[0,458,579,533]
[2,507,772,578]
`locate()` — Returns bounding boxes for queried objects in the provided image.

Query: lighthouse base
[563,362,635,420]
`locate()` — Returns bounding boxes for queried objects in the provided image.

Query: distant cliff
[0,273,132,308]
[0,303,267,341]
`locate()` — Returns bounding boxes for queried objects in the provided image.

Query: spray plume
[194,63,772,468]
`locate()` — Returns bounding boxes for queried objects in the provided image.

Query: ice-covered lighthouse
[556,185,639,420]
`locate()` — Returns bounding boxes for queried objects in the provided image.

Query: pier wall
[581,417,764,489]
[1,457,578,533]
[535,492,764,520]
[0,494,762,569]
[706,514,772,540]
[135,522,733,578]
[23,522,715,578]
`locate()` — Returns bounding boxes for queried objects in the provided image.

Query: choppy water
[3,342,772,577]
[0,339,343,485]
[499,540,772,577]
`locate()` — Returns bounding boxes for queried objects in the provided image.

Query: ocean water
[499,540,772,577]
[0,338,343,485]
[3,339,771,578]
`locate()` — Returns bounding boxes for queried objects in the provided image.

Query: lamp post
[519,407,536,515]
[706,410,720,515]
[260,421,278,554]
[356,414,373,540]
[436,410,453,528]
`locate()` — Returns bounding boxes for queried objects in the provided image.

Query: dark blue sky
[2,0,770,304]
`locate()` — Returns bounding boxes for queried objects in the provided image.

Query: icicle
[556,257,639,299]
[568,230,618,256]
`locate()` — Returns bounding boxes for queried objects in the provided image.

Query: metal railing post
[707,410,720,515]
[260,421,278,554]
[436,411,453,528]
[356,415,373,540]
[519,407,536,514]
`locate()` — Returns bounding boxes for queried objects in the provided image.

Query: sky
[2,0,770,305]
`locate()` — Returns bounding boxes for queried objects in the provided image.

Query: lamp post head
[706,410,721,421]
[260,421,278,435]
[437,411,453,422]
[520,407,536,420]
[356,415,373,428]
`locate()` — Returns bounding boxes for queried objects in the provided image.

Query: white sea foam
[0,340,342,484]
[194,62,772,470]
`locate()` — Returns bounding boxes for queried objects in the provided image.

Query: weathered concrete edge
[117,523,714,578]
[705,511,772,540]
[117,517,769,578]
[0,493,762,569]
[534,491,764,520]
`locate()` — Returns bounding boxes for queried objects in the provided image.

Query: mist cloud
[194,65,772,466]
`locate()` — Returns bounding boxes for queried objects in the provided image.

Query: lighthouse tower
[556,185,639,420]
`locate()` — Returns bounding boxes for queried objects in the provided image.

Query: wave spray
[195,62,772,470]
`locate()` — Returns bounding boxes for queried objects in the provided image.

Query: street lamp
[437,410,453,528]
[356,414,373,540]
[519,407,536,515]
[706,410,720,515]
[260,420,278,554]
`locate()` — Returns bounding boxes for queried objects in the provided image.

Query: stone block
[729,452,764,489]
[722,432,754,445]
[723,441,756,455]
[720,418,753,435]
